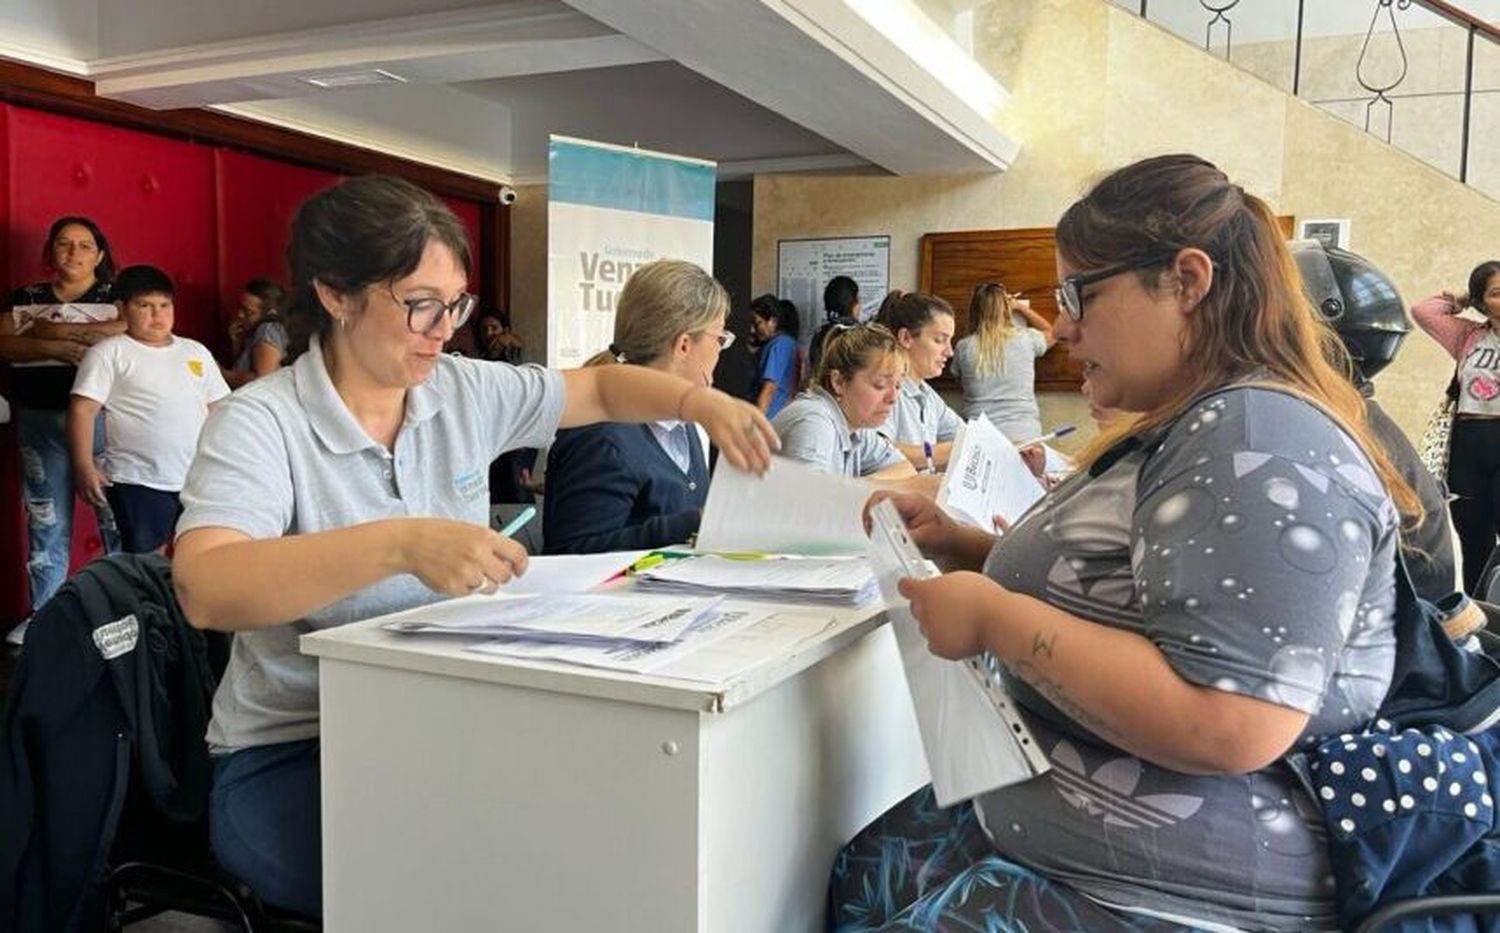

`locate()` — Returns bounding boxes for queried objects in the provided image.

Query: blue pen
[922,441,936,475]
[499,504,537,538]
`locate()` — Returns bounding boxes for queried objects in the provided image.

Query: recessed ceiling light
[300,68,408,89]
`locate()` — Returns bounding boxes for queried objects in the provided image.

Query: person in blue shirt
[750,294,800,418]
[543,259,734,553]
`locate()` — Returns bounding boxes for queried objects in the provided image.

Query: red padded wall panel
[5,105,218,601]
[7,106,219,348]
[0,105,23,626]
[215,148,340,338]
[441,196,484,292]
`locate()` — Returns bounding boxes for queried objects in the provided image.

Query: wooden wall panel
[920,216,1298,392]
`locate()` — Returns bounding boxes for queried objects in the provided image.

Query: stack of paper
[381,592,723,646]
[469,604,789,680]
[938,414,1045,531]
[634,555,879,606]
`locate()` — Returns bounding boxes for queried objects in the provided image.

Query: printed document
[938,415,1045,530]
[635,555,878,606]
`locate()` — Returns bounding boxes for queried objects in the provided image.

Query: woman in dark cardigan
[544,259,734,553]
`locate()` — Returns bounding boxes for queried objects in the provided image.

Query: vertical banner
[547,135,717,368]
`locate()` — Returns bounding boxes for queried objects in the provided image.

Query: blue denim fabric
[16,407,119,613]
[1305,724,1500,931]
[209,739,322,918]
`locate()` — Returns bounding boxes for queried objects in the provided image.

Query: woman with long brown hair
[830,154,1420,931]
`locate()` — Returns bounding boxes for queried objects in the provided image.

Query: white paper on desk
[866,507,1050,807]
[469,604,775,676]
[938,415,1045,530]
[380,593,721,643]
[649,611,840,683]
[696,456,870,556]
[636,555,878,605]
[499,550,649,596]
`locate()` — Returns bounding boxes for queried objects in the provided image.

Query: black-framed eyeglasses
[394,290,478,334]
[1053,256,1172,322]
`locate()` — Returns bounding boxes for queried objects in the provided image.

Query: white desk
[301,597,928,932]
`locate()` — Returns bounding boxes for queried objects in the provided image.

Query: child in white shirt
[69,265,230,552]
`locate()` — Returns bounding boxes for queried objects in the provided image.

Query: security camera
[499,185,517,205]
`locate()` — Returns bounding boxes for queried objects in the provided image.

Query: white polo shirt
[179,337,566,750]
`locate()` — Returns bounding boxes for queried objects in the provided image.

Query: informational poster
[776,235,891,347]
[547,135,716,368]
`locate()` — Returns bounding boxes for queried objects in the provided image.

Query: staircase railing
[1118,0,1500,199]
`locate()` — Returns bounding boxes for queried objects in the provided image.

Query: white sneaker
[5,618,29,647]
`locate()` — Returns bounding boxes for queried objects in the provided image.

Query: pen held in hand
[1016,424,1076,449]
[499,504,537,538]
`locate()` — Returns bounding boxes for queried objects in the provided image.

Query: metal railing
[1118,0,1500,198]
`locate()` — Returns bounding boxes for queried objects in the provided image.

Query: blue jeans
[210,739,323,918]
[16,406,119,613]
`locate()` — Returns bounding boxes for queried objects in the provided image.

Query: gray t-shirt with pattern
[976,386,1398,931]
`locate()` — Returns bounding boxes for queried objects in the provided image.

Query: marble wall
[748,0,1500,452]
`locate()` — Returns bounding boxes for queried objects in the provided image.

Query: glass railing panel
[1299,0,1471,180]
[1138,0,1304,93]
[1467,30,1500,198]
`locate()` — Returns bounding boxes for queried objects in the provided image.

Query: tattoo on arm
[1031,630,1056,660]
[1011,658,1124,744]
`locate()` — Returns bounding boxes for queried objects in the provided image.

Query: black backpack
[0,554,224,932]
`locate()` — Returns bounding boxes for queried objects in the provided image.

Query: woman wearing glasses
[952,282,1056,443]
[831,154,1420,931]
[170,176,776,918]
[544,259,732,553]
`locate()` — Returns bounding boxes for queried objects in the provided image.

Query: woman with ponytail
[544,259,732,553]
[831,154,1422,931]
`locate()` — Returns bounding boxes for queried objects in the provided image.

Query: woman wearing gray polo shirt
[171,176,777,918]
[874,291,963,472]
[771,323,915,482]
[830,155,1423,930]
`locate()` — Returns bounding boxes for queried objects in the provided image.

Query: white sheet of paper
[469,604,777,677]
[696,456,871,555]
[499,550,649,596]
[938,415,1045,530]
[380,593,720,643]
[635,556,877,605]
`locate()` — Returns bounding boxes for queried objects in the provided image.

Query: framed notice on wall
[777,235,891,347]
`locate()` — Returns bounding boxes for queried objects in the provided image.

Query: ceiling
[0,0,1019,184]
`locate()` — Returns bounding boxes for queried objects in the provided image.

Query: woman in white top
[874,291,964,471]
[951,282,1056,442]
[172,175,777,917]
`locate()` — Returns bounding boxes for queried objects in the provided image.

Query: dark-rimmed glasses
[394,290,477,335]
[1054,256,1171,322]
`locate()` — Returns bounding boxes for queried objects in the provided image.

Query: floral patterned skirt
[827,785,1193,932]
